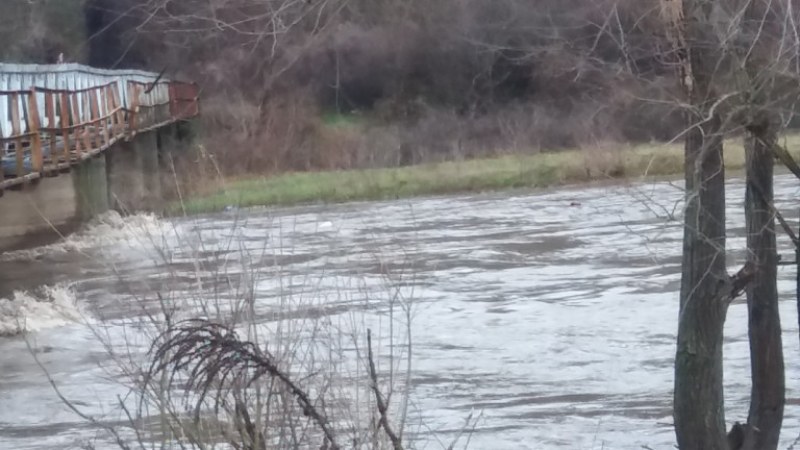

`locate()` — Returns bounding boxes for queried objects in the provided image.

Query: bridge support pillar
[158,124,179,167]
[157,125,180,201]
[107,140,146,213]
[73,156,110,221]
[0,177,81,251]
[107,131,163,213]
[139,131,163,209]
[0,156,110,251]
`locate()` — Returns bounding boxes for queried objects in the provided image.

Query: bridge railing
[128,81,172,133]
[0,63,172,111]
[170,81,200,119]
[125,80,199,134]
[0,65,199,193]
[35,82,127,168]
[0,82,128,181]
[0,89,42,180]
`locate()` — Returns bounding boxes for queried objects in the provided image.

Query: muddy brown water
[1,176,800,449]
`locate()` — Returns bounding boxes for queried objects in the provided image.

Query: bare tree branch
[146,319,341,450]
[366,328,403,450]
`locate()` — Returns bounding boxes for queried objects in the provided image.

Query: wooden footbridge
[0,63,199,196]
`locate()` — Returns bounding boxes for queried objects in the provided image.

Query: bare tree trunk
[674,110,729,450]
[739,119,784,450]
[731,0,788,443]
[668,1,730,447]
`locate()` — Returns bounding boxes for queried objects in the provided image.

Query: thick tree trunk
[740,122,784,450]
[674,110,729,450]
[734,0,787,443]
[669,0,732,446]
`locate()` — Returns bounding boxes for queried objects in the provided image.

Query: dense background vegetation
[1,0,684,174]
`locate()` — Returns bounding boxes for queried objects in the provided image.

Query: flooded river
[2,175,800,449]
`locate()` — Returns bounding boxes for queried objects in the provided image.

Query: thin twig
[366,329,404,450]
[446,409,483,450]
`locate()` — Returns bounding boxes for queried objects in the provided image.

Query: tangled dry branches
[144,318,341,450]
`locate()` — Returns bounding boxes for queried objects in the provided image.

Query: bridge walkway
[0,63,199,195]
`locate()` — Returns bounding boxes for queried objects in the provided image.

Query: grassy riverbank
[175,134,800,214]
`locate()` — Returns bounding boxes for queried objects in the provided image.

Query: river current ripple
[2,176,800,449]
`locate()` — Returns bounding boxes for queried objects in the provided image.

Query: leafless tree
[661,0,800,448]
[655,3,731,446]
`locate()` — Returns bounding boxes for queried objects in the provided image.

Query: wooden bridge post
[70,91,83,158]
[44,90,57,173]
[27,88,43,174]
[80,91,92,153]
[59,92,72,168]
[103,85,118,139]
[128,81,139,136]
[110,82,124,137]
[11,93,23,179]
[89,89,100,150]
[189,82,200,117]
[168,83,176,120]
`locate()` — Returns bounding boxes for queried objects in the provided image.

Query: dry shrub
[360,125,404,168]
[161,142,225,207]
[180,75,682,179]
[303,123,364,170]
[300,121,404,170]
[255,94,321,172]
[581,141,628,178]
[96,0,689,179]
[385,95,677,165]
[197,92,318,174]
[492,104,598,152]
[194,92,401,173]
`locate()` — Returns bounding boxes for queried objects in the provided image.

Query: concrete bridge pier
[0,130,177,251]
[157,124,181,201]
[106,131,163,213]
[106,140,145,213]
[74,156,110,221]
[158,124,179,168]
[0,62,200,253]
[0,158,111,251]
[140,131,162,209]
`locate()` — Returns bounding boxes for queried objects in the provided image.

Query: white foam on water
[1,211,178,261]
[0,284,85,336]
